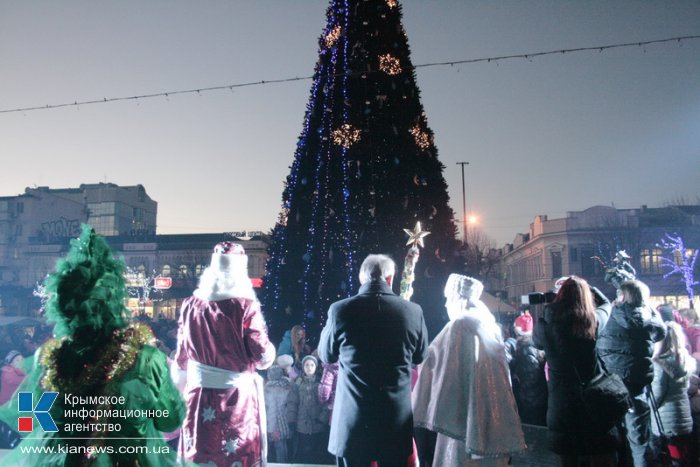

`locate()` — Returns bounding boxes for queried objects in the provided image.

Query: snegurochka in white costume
[412,274,526,466]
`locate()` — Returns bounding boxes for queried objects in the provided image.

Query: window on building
[161,264,171,277]
[673,248,696,266]
[195,264,205,277]
[640,249,663,274]
[551,251,562,278]
[580,247,595,277]
[569,247,578,262]
[179,265,189,279]
[87,202,116,216]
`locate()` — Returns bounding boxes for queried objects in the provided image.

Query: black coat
[510,337,548,426]
[596,302,666,393]
[317,279,428,461]
[533,302,617,455]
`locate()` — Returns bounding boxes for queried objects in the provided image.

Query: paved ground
[0,424,558,466]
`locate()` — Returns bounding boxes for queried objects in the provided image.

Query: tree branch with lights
[659,233,699,308]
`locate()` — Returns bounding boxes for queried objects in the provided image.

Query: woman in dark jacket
[533,276,617,466]
[650,321,696,464]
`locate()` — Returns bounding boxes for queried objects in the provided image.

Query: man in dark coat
[597,279,666,467]
[318,254,429,467]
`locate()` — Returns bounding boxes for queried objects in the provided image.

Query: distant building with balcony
[116,232,268,319]
[500,204,700,309]
[0,184,268,317]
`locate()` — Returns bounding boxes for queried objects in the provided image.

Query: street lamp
[456,161,470,244]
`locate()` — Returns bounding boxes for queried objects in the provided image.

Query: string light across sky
[1,1,699,246]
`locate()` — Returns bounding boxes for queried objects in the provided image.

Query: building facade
[500,205,700,309]
[0,184,268,317]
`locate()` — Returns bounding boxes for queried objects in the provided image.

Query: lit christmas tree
[262,0,458,341]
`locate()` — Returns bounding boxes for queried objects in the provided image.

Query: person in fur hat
[412,273,526,466]
[175,241,276,467]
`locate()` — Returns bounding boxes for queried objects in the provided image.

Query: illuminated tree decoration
[659,233,699,307]
[325,25,342,48]
[410,124,430,150]
[332,123,362,148]
[279,206,290,226]
[386,0,398,8]
[379,53,402,75]
[262,0,458,343]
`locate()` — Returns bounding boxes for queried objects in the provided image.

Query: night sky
[1,0,698,245]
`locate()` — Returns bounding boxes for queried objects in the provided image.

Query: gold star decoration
[386,0,398,8]
[404,221,431,248]
[378,53,401,75]
[279,206,290,226]
[410,124,430,150]
[325,25,342,48]
[332,123,362,148]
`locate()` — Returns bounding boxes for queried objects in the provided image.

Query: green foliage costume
[0,225,185,466]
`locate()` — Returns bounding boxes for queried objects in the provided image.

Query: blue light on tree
[659,233,699,308]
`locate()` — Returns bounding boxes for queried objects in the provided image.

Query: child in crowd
[678,307,700,359]
[0,350,25,405]
[509,311,548,426]
[288,354,328,464]
[318,360,339,422]
[277,354,298,382]
[650,321,696,465]
[264,364,294,463]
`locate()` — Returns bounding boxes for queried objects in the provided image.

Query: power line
[1,35,697,115]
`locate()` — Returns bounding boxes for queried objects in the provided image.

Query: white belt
[185,360,268,465]
[186,360,254,389]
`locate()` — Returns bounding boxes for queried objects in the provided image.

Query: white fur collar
[193,267,257,301]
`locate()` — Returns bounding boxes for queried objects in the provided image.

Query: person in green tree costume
[0,224,185,466]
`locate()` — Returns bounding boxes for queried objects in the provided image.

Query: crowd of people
[0,226,699,467]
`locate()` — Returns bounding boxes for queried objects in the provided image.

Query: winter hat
[301,355,318,368]
[4,350,21,366]
[210,242,248,275]
[194,241,255,301]
[267,365,284,381]
[444,274,483,302]
[514,313,533,336]
[276,354,293,369]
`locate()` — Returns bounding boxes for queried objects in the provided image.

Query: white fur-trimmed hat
[276,354,293,369]
[210,241,248,275]
[444,274,483,301]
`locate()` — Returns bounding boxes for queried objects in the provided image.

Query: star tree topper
[404,221,431,248]
[400,221,431,301]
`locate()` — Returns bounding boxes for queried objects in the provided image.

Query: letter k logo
[18,392,58,432]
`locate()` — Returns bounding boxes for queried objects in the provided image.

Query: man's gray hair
[359,254,396,285]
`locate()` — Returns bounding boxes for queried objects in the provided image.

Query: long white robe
[412,302,526,465]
